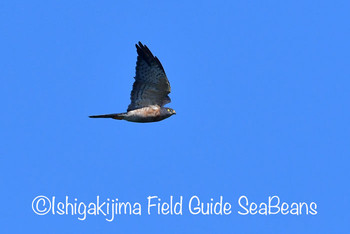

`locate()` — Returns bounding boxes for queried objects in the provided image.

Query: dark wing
[127,42,171,111]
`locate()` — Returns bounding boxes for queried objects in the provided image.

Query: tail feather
[89,113,125,120]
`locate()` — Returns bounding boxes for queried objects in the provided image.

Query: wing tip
[136,42,152,56]
[135,41,165,73]
[135,41,142,49]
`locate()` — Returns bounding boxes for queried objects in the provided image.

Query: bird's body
[89,42,176,123]
[90,105,175,123]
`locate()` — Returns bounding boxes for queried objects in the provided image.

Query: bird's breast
[124,106,165,123]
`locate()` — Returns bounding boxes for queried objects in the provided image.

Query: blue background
[1,0,349,233]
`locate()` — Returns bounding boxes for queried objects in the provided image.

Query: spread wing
[127,42,171,111]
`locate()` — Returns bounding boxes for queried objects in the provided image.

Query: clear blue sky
[1,0,349,233]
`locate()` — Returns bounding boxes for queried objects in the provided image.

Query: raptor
[89,42,176,123]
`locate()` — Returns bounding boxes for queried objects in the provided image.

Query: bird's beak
[173,110,176,115]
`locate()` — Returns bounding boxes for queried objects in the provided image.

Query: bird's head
[162,107,176,116]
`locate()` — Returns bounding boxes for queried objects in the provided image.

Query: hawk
[89,42,176,123]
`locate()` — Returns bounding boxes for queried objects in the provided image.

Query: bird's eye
[167,109,171,112]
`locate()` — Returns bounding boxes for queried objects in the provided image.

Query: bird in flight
[89,42,176,123]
